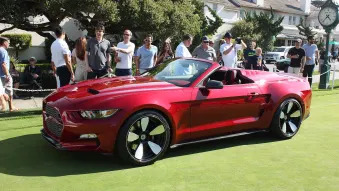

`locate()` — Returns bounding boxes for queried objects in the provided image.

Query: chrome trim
[170,130,267,149]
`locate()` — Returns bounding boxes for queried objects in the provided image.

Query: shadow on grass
[0,110,42,118]
[0,132,281,177]
[166,132,280,158]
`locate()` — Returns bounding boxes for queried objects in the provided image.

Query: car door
[189,83,267,140]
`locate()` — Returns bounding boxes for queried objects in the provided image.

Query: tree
[244,8,284,52]
[189,1,224,50]
[0,0,208,43]
[105,0,202,45]
[297,18,317,38]
[0,0,119,38]
[0,34,32,58]
[230,20,260,44]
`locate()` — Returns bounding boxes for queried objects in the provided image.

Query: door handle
[246,92,260,101]
[248,92,259,96]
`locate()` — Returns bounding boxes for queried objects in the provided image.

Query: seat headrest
[225,70,237,85]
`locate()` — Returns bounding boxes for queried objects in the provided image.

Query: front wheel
[116,110,171,166]
[271,98,303,139]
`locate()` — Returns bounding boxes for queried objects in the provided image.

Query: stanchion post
[332,63,336,90]
[319,29,331,89]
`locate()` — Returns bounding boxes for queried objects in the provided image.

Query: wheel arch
[266,93,305,129]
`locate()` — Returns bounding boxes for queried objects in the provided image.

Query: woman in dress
[156,40,173,65]
[72,37,89,82]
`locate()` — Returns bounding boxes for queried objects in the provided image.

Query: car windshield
[143,59,212,87]
[272,48,285,52]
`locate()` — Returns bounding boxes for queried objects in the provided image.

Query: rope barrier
[100,73,116,78]
[12,88,56,92]
[306,69,331,78]
[11,72,116,92]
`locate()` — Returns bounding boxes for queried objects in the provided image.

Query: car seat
[223,70,237,85]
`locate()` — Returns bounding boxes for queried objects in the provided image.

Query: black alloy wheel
[116,110,170,166]
[271,98,303,139]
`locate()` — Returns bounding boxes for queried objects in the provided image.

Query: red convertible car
[41,58,312,166]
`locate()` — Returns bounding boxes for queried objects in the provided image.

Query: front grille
[46,104,61,121]
[45,104,63,137]
[46,118,63,137]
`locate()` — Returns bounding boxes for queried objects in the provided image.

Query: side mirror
[205,80,223,89]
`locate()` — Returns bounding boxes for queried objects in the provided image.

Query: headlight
[80,109,119,119]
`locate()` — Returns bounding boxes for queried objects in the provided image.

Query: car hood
[47,76,179,102]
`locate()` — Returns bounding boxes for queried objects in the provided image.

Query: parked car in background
[275,58,291,72]
[265,46,293,64]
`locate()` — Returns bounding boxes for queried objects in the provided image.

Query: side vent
[88,88,100,95]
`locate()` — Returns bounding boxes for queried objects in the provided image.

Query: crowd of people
[286,36,319,86]
[48,24,263,89]
[0,23,327,111]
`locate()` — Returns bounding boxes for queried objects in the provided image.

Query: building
[204,0,339,48]
[0,16,86,62]
[0,23,47,61]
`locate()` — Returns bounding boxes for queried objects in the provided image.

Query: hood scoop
[88,88,100,95]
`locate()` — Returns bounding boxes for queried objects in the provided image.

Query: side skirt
[170,130,268,149]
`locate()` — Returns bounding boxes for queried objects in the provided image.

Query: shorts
[0,77,13,96]
[0,80,4,95]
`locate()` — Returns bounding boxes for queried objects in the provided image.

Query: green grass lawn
[0,86,339,191]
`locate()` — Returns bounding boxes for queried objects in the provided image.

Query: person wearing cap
[192,36,217,61]
[302,36,319,86]
[23,56,41,88]
[220,32,247,68]
[287,39,306,75]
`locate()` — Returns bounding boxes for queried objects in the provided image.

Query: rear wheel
[116,110,171,166]
[271,98,303,139]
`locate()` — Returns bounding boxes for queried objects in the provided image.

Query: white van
[264,46,293,64]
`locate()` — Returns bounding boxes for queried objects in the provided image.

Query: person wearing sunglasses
[111,30,135,76]
[192,36,217,61]
[135,34,158,75]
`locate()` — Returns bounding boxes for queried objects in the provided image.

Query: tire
[116,110,171,166]
[270,98,303,139]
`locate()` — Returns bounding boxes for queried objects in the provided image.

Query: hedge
[1,34,32,58]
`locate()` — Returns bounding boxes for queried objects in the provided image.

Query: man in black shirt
[287,39,305,74]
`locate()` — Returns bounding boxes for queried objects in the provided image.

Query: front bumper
[41,129,100,151]
[42,102,124,153]
[41,129,65,150]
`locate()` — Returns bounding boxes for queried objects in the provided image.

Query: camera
[235,37,242,44]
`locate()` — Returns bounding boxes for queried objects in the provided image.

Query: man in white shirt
[111,30,135,76]
[220,32,247,68]
[175,34,193,75]
[51,27,74,87]
[175,34,193,58]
